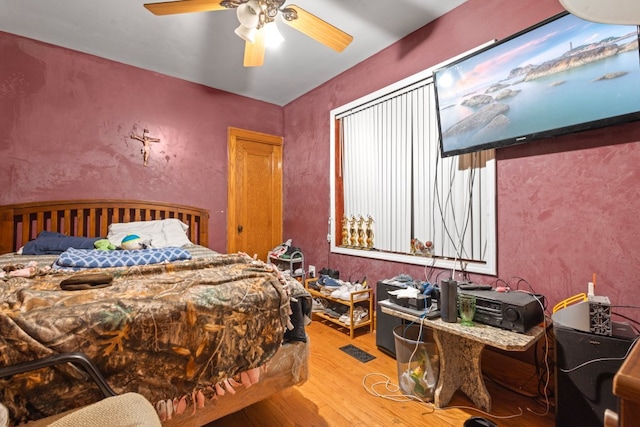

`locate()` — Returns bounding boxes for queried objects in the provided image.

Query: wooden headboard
[0,199,209,254]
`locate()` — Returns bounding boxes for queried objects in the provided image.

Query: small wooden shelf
[305,278,374,339]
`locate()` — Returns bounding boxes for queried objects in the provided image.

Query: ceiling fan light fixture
[144,0,353,67]
[235,24,257,43]
[236,1,259,28]
[264,21,284,48]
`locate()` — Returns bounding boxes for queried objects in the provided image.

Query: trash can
[393,324,440,401]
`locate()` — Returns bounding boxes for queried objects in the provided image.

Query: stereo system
[458,289,545,333]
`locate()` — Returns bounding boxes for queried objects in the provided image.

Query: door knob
[238,225,243,233]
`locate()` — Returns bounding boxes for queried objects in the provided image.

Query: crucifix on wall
[130,128,160,167]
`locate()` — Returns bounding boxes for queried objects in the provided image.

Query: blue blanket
[23,231,100,255]
[53,247,192,271]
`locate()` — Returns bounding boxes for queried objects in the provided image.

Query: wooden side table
[379,300,546,411]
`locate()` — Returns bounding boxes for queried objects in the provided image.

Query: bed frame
[0,199,309,426]
[0,199,209,254]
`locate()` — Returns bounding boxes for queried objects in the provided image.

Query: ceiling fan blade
[284,5,353,52]
[244,29,265,67]
[144,0,226,16]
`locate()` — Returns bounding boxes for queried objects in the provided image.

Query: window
[329,48,497,275]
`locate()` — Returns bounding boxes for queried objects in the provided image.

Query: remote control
[458,283,493,290]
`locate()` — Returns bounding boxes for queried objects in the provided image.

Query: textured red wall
[0,32,283,253]
[283,0,640,322]
[1,0,639,322]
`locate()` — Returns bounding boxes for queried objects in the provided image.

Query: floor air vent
[339,344,376,363]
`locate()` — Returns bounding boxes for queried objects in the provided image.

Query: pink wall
[0,32,283,253]
[2,0,639,322]
[283,0,640,322]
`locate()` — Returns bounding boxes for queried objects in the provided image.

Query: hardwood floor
[211,319,555,426]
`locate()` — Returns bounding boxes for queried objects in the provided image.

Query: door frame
[226,127,283,255]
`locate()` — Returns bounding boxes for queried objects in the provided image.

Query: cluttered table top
[379,299,546,352]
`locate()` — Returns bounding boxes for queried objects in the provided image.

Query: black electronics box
[458,289,544,333]
[388,293,431,310]
[376,281,404,357]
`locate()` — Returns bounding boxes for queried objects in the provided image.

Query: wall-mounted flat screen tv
[433,12,640,157]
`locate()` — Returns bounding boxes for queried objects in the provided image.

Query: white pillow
[107,219,191,248]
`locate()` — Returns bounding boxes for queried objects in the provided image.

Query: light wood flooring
[211,318,555,426]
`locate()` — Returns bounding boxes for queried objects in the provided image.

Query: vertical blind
[337,77,495,266]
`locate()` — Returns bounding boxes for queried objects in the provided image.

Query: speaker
[555,326,634,427]
[375,281,405,357]
[440,279,458,323]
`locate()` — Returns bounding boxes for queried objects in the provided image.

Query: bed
[0,200,310,426]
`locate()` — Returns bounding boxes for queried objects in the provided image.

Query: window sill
[330,245,496,276]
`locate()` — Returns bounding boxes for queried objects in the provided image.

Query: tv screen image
[434,12,640,157]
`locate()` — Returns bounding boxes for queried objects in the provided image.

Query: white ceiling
[0,0,467,106]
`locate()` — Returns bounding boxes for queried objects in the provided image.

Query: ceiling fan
[143,0,353,67]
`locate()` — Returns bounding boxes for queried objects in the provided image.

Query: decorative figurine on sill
[411,238,434,257]
[365,215,374,249]
[130,128,160,167]
[411,238,425,255]
[341,215,350,247]
[357,215,365,248]
[349,215,357,247]
[423,240,434,257]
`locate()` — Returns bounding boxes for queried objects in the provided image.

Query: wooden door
[227,127,283,261]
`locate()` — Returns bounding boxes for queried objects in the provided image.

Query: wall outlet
[308,265,316,278]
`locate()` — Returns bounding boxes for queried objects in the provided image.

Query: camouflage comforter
[0,249,298,423]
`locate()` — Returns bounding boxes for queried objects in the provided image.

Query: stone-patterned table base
[433,330,491,411]
[379,300,545,412]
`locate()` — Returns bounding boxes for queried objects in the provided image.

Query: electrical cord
[362,369,528,422]
[367,273,555,422]
[537,332,555,400]
[476,275,554,404]
[432,140,460,264]
[433,270,449,287]
[483,371,540,398]
[610,306,640,329]
[361,305,541,423]
[362,368,527,421]
[423,257,437,283]
[611,311,640,332]
[498,289,552,417]
[449,160,475,280]
[508,277,550,314]
[510,277,640,404]
[432,150,481,283]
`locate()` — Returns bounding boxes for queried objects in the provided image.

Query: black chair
[0,353,161,426]
[0,352,116,398]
